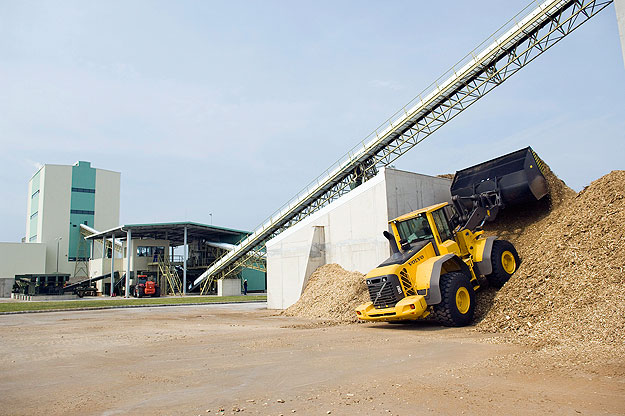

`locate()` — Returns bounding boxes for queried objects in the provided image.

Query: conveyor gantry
[194,0,613,293]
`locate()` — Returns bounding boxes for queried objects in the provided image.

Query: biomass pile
[478,169,625,358]
[284,264,369,323]
[285,164,625,362]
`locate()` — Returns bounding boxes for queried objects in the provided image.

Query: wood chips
[478,168,625,359]
[284,264,369,323]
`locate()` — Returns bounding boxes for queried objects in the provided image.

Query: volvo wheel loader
[356,147,548,326]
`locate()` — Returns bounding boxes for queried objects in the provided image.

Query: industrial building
[83,222,265,297]
[2,161,265,298]
[25,160,121,276]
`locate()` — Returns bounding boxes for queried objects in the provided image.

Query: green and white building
[25,161,121,275]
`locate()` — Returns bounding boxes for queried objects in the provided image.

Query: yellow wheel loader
[356,147,548,326]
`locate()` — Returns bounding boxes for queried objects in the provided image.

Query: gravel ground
[1,304,623,415]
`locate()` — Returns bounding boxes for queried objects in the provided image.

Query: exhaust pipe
[383,231,401,254]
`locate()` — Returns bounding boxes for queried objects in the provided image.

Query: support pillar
[110,233,115,296]
[183,225,187,295]
[125,229,132,298]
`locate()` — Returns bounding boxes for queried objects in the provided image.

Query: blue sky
[1,1,623,242]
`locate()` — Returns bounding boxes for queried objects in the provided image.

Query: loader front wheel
[487,240,520,289]
[432,272,475,327]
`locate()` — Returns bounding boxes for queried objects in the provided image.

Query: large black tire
[153,287,161,297]
[432,271,476,327]
[137,288,144,298]
[486,240,520,289]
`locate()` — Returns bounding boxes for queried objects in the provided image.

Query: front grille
[366,274,404,308]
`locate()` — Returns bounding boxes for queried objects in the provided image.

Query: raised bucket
[450,146,549,212]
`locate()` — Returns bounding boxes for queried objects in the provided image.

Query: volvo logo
[408,254,425,266]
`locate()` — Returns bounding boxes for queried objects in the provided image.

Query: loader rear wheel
[487,240,520,289]
[432,272,475,327]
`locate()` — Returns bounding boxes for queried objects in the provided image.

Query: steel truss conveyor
[194,0,613,293]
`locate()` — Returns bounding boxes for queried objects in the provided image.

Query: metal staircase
[158,255,183,296]
[192,0,613,291]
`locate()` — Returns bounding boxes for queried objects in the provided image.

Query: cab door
[430,207,460,255]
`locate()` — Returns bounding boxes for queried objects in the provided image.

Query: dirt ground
[0,303,623,416]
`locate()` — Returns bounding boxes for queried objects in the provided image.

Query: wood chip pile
[284,264,369,323]
[283,163,625,360]
[477,169,625,356]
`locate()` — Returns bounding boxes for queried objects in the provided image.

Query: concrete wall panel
[94,169,121,232]
[0,242,46,285]
[267,225,315,309]
[0,278,15,297]
[385,169,452,220]
[218,278,242,296]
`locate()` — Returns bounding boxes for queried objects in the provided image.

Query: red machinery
[134,275,161,298]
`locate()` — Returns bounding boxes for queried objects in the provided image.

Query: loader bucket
[451,147,548,212]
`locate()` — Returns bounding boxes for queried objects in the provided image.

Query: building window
[137,246,165,258]
[30,211,38,220]
[31,190,40,198]
[71,187,96,194]
[68,257,89,262]
[70,209,95,215]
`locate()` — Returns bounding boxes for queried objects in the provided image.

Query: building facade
[25,161,120,276]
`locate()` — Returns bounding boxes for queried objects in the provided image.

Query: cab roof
[391,202,449,223]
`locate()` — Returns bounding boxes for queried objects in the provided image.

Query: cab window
[396,213,434,244]
[432,208,453,243]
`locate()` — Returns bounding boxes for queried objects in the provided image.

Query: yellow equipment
[356,147,547,326]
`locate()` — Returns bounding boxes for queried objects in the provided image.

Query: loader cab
[391,203,460,256]
[395,213,433,250]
